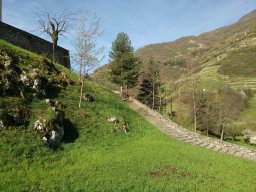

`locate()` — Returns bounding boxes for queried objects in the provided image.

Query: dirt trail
[128,97,256,161]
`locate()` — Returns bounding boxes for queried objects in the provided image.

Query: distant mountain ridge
[134,9,256,81]
[93,9,256,85]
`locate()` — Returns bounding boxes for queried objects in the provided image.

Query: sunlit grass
[1,40,256,192]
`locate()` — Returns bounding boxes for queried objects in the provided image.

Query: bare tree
[73,8,104,108]
[189,61,198,133]
[195,88,245,141]
[196,91,218,136]
[36,8,71,62]
[216,87,245,141]
[147,58,160,110]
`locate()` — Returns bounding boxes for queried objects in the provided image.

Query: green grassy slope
[1,40,256,192]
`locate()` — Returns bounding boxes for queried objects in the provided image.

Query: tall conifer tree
[109,32,140,96]
[137,57,161,110]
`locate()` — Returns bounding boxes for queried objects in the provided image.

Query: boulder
[250,136,256,145]
[84,94,94,102]
[34,119,46,133]
[44,124,64,147]
[33,110,64,147]
[30,77,48,99]
[45,99,66,110]
[4,58,12,68]
[121,124,129,133]
[1,69,21,96]
[243,129,256,145]
[0,52,23,96]
[20,73,31,86]
[0,51,13,69]
[107,116,118,124]
[33,78,41,90]
[30,68,39,79]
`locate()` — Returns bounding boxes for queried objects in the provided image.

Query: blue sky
[3,0,256,67]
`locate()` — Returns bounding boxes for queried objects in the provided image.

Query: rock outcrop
[34,110,64,147]
[0,49,72,148]
[243,129,256,145]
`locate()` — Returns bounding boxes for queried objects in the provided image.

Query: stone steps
[128,97,256,161]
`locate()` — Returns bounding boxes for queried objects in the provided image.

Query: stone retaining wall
[0,21,70,68]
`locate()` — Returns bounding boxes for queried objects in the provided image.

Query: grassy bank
[0,40,256,192]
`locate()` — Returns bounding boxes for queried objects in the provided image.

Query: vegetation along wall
[0,21,70,68]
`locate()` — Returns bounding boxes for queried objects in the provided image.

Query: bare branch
[35,7,73,43]
[35,7,73,62]
[72,7,104,107]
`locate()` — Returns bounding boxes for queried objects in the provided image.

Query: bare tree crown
[36,8,72,62]
[37,8,71,44]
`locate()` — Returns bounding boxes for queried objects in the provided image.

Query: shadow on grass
[62,118,79,143]
[46,84,62,99]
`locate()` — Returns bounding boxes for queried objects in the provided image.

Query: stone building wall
[0,21,70,68]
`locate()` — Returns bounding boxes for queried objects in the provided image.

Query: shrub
[226,124,243,141]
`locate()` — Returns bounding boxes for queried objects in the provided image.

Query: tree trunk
[79,67,82,83]
[190,61,197,133]
[52,34,58,63]
[79,78,84,108]
[78,57,83,83]
[152,81,155,109]
[192,87,197,132]
[220,124,224,142]
[52,42,55,63]
[125,85,128,95]
[158,86,162,112]
[159,95,161,112]
[120,85,123,97]
[164,91,167,114]
[178,87,181,115]
[170,97,173,119]
[52,39,58,63]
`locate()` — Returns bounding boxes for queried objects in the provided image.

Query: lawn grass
[1,112,256,191]
[1,40,256,192]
